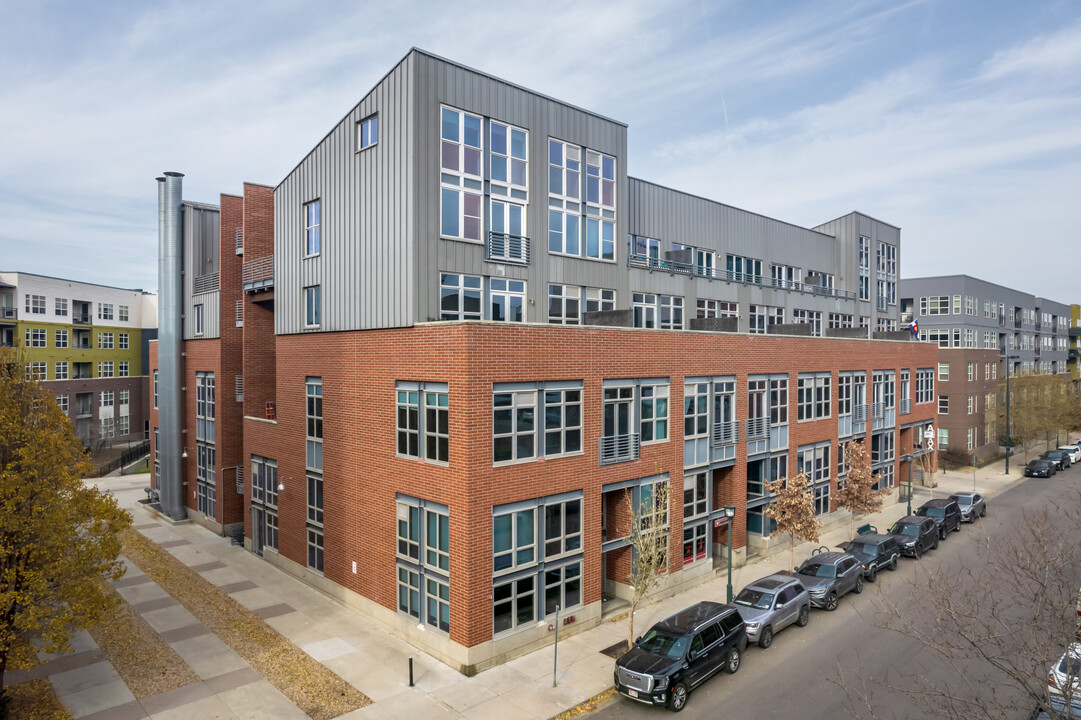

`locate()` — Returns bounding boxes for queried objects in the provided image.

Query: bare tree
[835,490,1081,720]
[624,481,670,651]
[764,472,820,573]
[834,439,890,538]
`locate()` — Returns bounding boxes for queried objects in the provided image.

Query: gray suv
[733,574,811,649]
[793,549,865,611]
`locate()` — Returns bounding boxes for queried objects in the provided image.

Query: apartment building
[1070,304,1080,382]
[899,275,1070,461]
[150,49,936,673]
[0,272,156,447]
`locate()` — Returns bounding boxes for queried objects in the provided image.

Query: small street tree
[624,480,670,650]
[764,472,820,572]
[834,439,890,538]
[0,347,131,710]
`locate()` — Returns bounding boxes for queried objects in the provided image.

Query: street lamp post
[724,505,736,603]
[900,453,914,516]
[1005,354,1020,475]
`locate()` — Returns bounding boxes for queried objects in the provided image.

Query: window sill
[356,143,378,154]
[547,251,617,264]
[395,453,450,467]
[640,439,669,447]
[440,236,484,245]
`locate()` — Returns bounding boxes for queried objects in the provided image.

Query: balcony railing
[0,307,15,320]
[711,420,740,447]
[876,297,888,312]
[242,255,274,291]
[235,374,243,402]
[235,300,244,327]
[627,253,857,300]
[486,232,530,264]
[899,398,912,415]
[72,313,91,325]
[235,227,243,255]
[745,416,769,442]
[599,433,640,465]
[871,402,885,420]
[193,272,219,295]
[853,403,869,423]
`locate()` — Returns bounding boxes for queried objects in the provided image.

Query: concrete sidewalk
[29,453,1049,719]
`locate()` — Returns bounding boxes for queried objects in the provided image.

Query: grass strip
[88,583,200,698]
[120,529,371,720]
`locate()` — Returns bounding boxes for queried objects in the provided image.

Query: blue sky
[1,0,1079,303]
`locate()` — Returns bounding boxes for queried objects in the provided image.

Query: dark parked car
[614,601,747,712]
[1026,459,1057,478]
[793,549,864,611]
[948,492,987,522]
[888,516,939,558]
[841,533,900,582]
[1042,450,1072,471]
[916,498,963,539]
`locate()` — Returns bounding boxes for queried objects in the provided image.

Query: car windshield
[952,496,972,506]
[918,507,944,518]
[1059,655,1081,677]
[891,523,920,537]
[799,562,835,578]
[638,629,688,660]
[734,588,776,610]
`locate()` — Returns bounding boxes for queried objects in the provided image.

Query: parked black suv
[614,601,747,712]
[841,533,901,582]
[915,498,963,539]
[888,516,939,558]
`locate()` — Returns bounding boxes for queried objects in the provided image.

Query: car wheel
[726,646,741,674]
[797,605,810,627]
[913,544,922,560]
[933,536,939,551]
[939,527,947,541]
[868,566,878,583]
[980,506,986,517]
[668,682,689,712]
[889,555,898,572]
[758,626,774,649]
[825,593,838,611]
[854,575,864,594]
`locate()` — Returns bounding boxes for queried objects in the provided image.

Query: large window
[697,300,738,319]
[548,284,580,325]
[543,387,582,456]
[55,297,68,316]
[98,361,113,378]
[441,107,483,242]
[727,255,762,283]
[55,362,68,380]
[304,200,321,255]
[633,293,656,328]
[118,361,129,377]
[55,329,68,348]
[25,294,45,314]
[195,372,216,518]
[797,373,831,421]
[396,382,449,463]
[118,333,129,349]
[306,378,323,471]
[493,389,536,463]
[639,383,669,443]
[440,273,482,320]
[548,139,615,261]
[490,120,528,198]
[98,332,113,349]
[490,279,525,322]
[792,309,822,337]
[921,296,950,315]
[493,492,583,634]
[119,305,129,322]
[26,328,46,348]
[585,287,616,314]
[494,383,583,464]
[798,443,831,515]
[916,368,934,403]
[99,303,114,321]
[397,496,450,632]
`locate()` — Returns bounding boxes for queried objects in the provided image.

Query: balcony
[711,420,740,447]
[0,307,16,322]
[876,297,888,312]
[486,232,530,265]
[745,416,769,442]
[73,363,92,379]
[242,255,274,292]
[72,313,92,325]
[627,253,857,300]
[871,402,885,421]
[900,398,912,415]
[599,433,640,465]
[853,403,869,423]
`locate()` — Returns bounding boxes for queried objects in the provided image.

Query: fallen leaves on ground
[89,583,200,698]
[552,687,618,719]
[4,679,73,720]
[120,529,370,720]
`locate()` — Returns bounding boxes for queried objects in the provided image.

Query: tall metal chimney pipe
[158,172,186,521]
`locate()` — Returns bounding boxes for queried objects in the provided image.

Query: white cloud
[980,20,1081,81]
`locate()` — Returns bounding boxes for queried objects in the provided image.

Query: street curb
[550,687,618,719]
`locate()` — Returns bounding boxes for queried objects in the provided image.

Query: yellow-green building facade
[0,271,157,449]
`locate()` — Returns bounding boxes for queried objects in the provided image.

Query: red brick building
[150,50,938,672]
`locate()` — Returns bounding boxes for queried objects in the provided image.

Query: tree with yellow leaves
[0,347,131,711]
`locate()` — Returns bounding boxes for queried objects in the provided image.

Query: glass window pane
[491,123,507,155]
[441,140,459,171]
[441,188,459,236]
[441,108,458,141]
[464,115,481,147]
[493,515,512,553]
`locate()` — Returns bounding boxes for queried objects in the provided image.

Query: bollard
[409,657,414,687]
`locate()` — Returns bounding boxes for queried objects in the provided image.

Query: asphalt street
[594,467,1081,720]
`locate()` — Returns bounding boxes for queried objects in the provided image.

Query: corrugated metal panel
[182,203,221,340]
[275,54,416,335]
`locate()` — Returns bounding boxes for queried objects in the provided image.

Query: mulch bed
[89,584,200,698]
[120,529,370,720]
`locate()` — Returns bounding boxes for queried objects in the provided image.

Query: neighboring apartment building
[0,272,156,448]
[150,49,936,674]
[1070,304,1081,383]
[899,275,1070,461]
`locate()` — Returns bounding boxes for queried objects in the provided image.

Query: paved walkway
[17,451,1059,719]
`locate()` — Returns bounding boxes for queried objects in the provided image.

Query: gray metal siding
[413,52,629,324]
[182,204,221,340]
[275,54,415,334]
